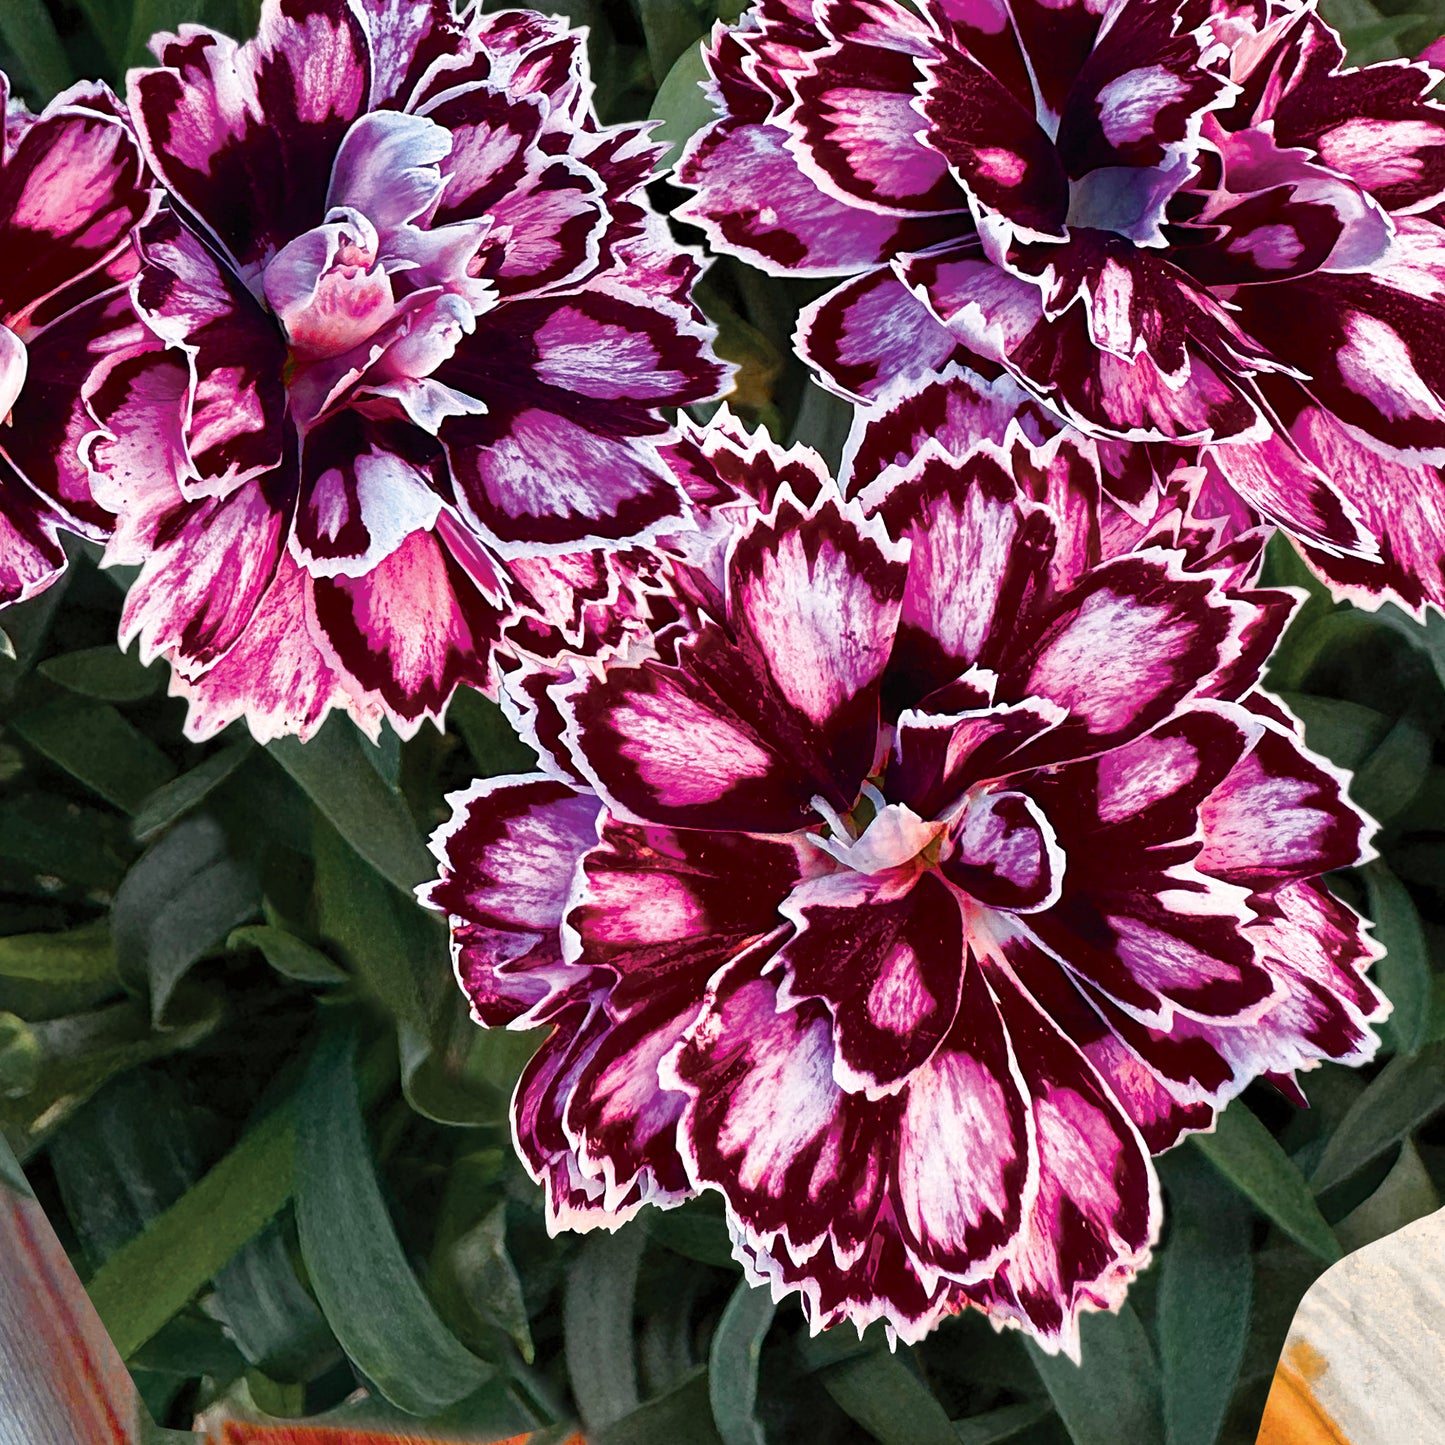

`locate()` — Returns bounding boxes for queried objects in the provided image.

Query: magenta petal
[129,0,371,272]
[783,12,962,217]
[776,869,966,1094]
[890,954,1031,1280]
[942,788,1062,912]
[669,959,894,1260]
[565,990,697,1211]
[918,39,1069,236]
[979,959,1159,1357]
[797,267,966,402]
[1197,711,1368,890]
[294,410,442,575]
[134,212,288,495]
[0,462,65,607]
[424,774,602,935]
[0,98,152,331]
[4,289,142,536]
[120,467,292,676]
[570,819,810,1016]
[859,443,1055,699]
[167,548,365,743]
[562,626,834,833]
[727,486,907,766]
[1004,554,1243,758]
[309,524,504,735]
[676,120,936,277]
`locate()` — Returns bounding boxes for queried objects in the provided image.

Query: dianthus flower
[423,374,1385,1353]
[676,0,1445,611]
[0,78,153,611]
[83,0,725,740]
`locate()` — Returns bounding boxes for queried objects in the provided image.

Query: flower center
[811,785,948,876]
[0,323,28,425]
[1066,156,1194,247]
[262,206,396,363]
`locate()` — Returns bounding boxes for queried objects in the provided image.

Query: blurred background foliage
[2,1,1445,1443]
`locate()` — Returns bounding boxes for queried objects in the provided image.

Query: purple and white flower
[423,383,1385,1353]
[0,77,154,611]
[84,0,726,740]
[676,0,1445,613]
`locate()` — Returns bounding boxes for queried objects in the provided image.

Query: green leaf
[1,989,221,1159]
[1363,861,1430,1056]
[47,1069,200,1265]
[270,716,433,893]
[640,0,709,83]
[0,1012,41,1096]
[86,1089,294,1359]
[1275,693,1391,771]
[1334,1140,1440,1254]
[953,1402,1054,1445]
[112,814,261,1023]
[10,696,177,813]
[708,1278,774,1445]
[39,646,162,703]
[1192,1102,1341,1263]
[0,924,116,985]
[132,741,253,842]
[295,1024,493,1415]
[448,688,536,776]
[451,1201,535,1363]
[227,924,348,985]
[0,793,132,891]
[1350,712,1433,823]
[818,1346,957,1445]
[648,41,715,171]
[565,1227,645,1433]
[1157,1151,1253,1445]
[1310,1042,1445,1192]
[212,1216,342,1383]
[595,1367,723,1445]
[1026,1304,1164,1445]
[642,1194,739,1269]
[0,0,73,100]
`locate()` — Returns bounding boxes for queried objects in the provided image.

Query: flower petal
[129,0,371,273]
[776,868,967,1094]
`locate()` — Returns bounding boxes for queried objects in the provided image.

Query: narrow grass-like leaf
[1157,1151,1252,1445]
[228,925,348,985]
[212,1217,341,1383]
[708,1278,774,1445]
[132,741,253,842]
[112,814,260,1022]
[1310,1042,1445,1191]
[0,924,115,985]
[0,0,73,99]
[1364,861,1430,1056]
[1193,1103,1341,1262]
[954,1401,1054,1444]
[565,1227,645,1433]
[1026,1304,1164,1445]
[818,1347,957,1445]
[270,718,432,893]
[11,697,176,813]
[39,646,162,703]
[295,1024,493,1415]
[1,990,221,1159]
[1334,1140,1440,1253]
[648,41,714,170]
[595,1366,722,1445]
[86,1095,294,1359]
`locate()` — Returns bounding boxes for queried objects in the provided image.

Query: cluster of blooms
[2,0,1438,1355]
